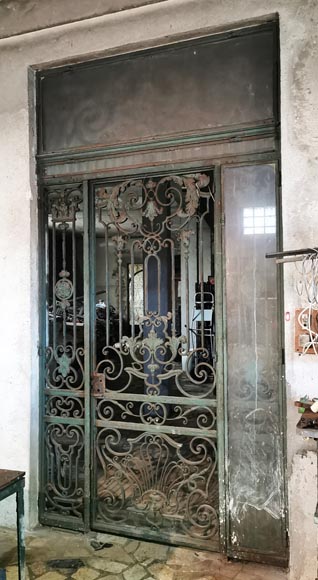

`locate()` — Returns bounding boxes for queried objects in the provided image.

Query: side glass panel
[223,164,286,558]
[91,173,219,549]
[41,185,85,527]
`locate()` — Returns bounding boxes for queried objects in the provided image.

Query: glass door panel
[223,164,286,563]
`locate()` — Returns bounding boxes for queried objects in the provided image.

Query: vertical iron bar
[118,245,123,342]
[199,212,204,348]
[62,222,67,348]
[131,243,135,338]
[170,240,176,336]
[157,255,161,315]
[52,221,56,351]
[83,180,91,531]
[185,243,190,351]
[38,192,47,522]
[104,223,110,347]
[90,184,97,525]
[72,207,77,353]
[144,255,149,315]
[275,159,288,552]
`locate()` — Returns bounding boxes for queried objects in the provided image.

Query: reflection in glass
[128,264,144,324]
[224,164,285,556]
[243,206,276,235]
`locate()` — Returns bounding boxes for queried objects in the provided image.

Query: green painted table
[0,470,25,580]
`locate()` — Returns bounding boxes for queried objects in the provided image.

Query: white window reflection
[243,206,276,235]
[129,263,144,323]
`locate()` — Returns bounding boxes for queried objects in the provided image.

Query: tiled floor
[0,527,289,580]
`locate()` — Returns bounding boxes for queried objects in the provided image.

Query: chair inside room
[190,291,215,364]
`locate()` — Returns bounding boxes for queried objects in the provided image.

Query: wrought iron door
[40,172,219,549]
[91,173,219,548]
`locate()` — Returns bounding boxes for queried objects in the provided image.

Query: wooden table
[0,470,25,580]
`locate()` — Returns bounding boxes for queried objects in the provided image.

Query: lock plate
[91,372,106,397]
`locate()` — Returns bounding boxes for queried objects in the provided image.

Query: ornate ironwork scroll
[92,173,218,548]
[41,184,85,526]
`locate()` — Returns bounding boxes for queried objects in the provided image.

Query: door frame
[218,157,287,566]
[38,150,286,563]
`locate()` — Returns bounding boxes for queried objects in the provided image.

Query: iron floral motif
[45,424,84,517]
[95,173,210,236]
[96,429,218,540]
[47,186,83,223]
[55,272,73,302]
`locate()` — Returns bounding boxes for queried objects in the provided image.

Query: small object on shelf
[295,398,318,430]
[295,308,318,354]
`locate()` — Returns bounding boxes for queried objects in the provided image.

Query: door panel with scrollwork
[40,184,86,529]
[91,173,218,549]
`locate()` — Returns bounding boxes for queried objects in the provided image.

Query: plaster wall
[0,0,168,39]
[0,1,317,578]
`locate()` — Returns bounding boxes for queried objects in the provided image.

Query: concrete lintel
[0,0,168,40]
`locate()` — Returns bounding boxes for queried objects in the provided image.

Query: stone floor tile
[193,550,221,560]
[36,573,66,580]
[96,532,128,546]
[214,560,243,579]
[88,544,134,565]
[242,563,288,579]
[168,548,223,570]
[235,573,275,580]
[178,575,217,580]
[0,527,288,580]
[143,559,154,567]
[123,563,148,580]
[27,533,92,561]
[86,557,128,573]
[148,563,174,580]
[71,566,100,580]
[180,555,242,580]
[126,540,140,554]
[168,547,198,564]
[30,561,48,577]
[101,576,124,580]
[196,578,217,580]
[134,542,169,564]
[5,566,30,580]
